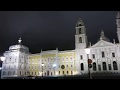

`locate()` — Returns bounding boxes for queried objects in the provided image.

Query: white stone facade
[1,12,120,78]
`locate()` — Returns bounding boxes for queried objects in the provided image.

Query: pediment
[90,40,115,48]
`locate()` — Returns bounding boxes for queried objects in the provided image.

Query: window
[25,72,26,75]
[112,53,115,57]
[92,54,95,59]
[51,72,52,76]
[3,71,5,75]
[67,71,69,74]
[79,28,82,34]
[71,65,72,67]
[102,51,105,58]
[32,72,33,75]
[93,62,96,71]
[80,55,83,59]
[103,62,107,70]
[113,61,118,70]
[47,71,49,76]
[79,24,82,26]
[81,63,84,71]
[20,71,21,75]
[35,72,36,75]
[79,37,82,43]
[71,71,73,75]
[67,65,68,68]
[59,71,60,75]
[108,64,111,70]
[63,71,64,75]
[45,72,46,76]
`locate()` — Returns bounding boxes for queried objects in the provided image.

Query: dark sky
[0,11,118,54]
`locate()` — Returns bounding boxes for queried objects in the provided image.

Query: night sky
[0,11,118,54]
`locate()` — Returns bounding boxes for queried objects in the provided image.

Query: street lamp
[85,48,92,79]
[0,56,5,61]
[53,64,56,76]
[41,63,44,78]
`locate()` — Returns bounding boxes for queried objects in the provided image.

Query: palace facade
[1,12,120,79]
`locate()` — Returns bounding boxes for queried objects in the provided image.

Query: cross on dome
[18,37,22,44]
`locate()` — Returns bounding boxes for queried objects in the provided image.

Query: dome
[9,38,29,53]
[98,30,110,42]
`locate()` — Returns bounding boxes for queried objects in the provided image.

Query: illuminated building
[1,12,120,79]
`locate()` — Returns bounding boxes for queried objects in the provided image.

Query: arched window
[79,24,82,26]
[67,71,69,75]
[81,63,84,71]
[113,61,118,70]
[103,62,107,70]
[79,37,82,43]
[93,62,96,71]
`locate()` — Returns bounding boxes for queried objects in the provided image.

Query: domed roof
[98,30,110,42]
[9,38,29,52]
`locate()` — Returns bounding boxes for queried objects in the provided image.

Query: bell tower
[75,18,88,49]
[116,12,120,43]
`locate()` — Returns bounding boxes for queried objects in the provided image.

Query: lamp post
[85,48,92,79]
[53,64,56,76]
[41,63,44,78]
[0,56,5,61]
